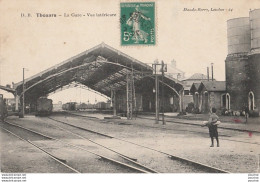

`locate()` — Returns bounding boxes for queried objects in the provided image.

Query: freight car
[0,94,8,121]
[75,103,89,110]
[62,102,77,111]
[62,103,69,110]
[36,97,53,116]
[95,102,106,110]
[95,101,112,110]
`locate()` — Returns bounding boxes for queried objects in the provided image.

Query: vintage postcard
[0,0,260,182]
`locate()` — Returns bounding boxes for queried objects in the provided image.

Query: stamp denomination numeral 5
[123,32,133,41]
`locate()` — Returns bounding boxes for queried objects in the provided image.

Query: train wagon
[36,97,53,116]
[95,102,107,110]
[62,102,77,111]
[62,103,69,110]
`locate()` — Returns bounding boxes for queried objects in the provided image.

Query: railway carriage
[62,102,77,111]
[36,97,53,116]
[62,103,69,110]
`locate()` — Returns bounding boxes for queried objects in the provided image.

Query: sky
[0,0,259,103]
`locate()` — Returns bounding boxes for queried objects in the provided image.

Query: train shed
[13,43,183,117]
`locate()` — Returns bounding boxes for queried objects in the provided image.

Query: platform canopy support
[126,73,133,120]
[179,89,184,112]
[15,94,20,112]
[111,89,117,117]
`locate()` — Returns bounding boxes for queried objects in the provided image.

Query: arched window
[248,91,255,110]
[221,93,230,110]
[226,93,230,110]
[203,91,209,112]
[194,92,199,108]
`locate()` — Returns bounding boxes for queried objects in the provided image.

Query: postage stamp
[120,2,155,46]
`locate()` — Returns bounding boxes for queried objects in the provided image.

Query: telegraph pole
[155,64,159,123]
[152,61,160,124]
[153,60,167,124]
[161,61,165,125]
[21,68,25,118]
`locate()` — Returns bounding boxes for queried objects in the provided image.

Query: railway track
[47,116,230,173]
[64,112,260,146]
[0,126,80,173]
[1,121,155,173]
[38,117,159,173]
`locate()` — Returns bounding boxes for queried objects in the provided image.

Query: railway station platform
[66,111,260,134]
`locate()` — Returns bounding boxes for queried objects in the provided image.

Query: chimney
[211,63,214,81]
[207,67,209,81]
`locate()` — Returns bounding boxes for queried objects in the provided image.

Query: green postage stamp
[120,2,155,45]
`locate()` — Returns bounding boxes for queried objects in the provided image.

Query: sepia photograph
[0,0,259,181]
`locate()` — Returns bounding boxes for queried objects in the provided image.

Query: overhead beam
[0,85,16,94]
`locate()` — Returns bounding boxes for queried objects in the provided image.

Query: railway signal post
[153,61,167,124]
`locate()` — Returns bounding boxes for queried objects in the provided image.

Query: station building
[190,81,226,113]
[182,73,215,112]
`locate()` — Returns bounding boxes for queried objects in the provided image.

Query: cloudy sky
[0,0,259,103]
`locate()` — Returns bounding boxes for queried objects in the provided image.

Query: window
[221,93,230,110]
[203,91,209,112]
[194,92,199,108]
[248,91,255,110]
[184,90,190,95]
[226,93,230,110]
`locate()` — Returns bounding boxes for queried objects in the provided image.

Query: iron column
[161,61,165,125]
[21,68,25,118]
[154,64,159,123]
[111,89,116,117]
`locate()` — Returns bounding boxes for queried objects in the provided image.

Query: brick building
[190,81,226,113]
[182,73,215,110]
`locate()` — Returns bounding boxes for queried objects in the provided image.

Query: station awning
[14,43,183,102]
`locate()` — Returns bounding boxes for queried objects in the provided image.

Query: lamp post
[21,68,25,118]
